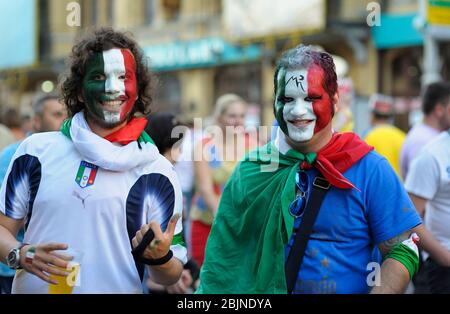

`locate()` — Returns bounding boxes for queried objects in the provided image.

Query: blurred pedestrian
[400,82,450,294]
[145,113,200,294]
[0,93,67,182]
[364,94,406,177]
[0,124,15,152]
[20,114,33,136]
[190,94,255,267]
[405,100,450,294]
[332,77,354,133]
[0,93,66,294]
[1,108,25,141]
[145,112,184,164]
[400,82,450,180]
[173,117,203,255]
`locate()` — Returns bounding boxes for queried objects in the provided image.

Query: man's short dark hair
[422,82,450,115]
[32,92,60,116]
[145,112,183,155]
[274,45,338,104]
[60,27,154,118]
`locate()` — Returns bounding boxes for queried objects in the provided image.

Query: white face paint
[103,110,121,124]
[102,49,127,123]
[283,69,317,142]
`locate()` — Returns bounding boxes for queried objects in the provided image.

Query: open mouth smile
[99,97,127,112]
[287,118,315,128]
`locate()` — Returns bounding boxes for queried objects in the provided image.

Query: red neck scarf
[301,132,374,190]
[103,117,148,145]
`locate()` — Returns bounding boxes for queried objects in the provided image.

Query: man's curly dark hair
[60,27,153,118]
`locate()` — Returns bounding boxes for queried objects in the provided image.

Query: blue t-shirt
[0,141,22,186]
[0,140,24,277]
[284,151,421,294]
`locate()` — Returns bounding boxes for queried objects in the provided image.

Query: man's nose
[291,100,308,116]
[105,77,122,94]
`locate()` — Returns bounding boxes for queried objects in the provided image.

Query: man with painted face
[0,28,186,293]
[197,45,422,294]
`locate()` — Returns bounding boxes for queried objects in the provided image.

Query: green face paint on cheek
[82,52,107,121]
[274,67,289,135]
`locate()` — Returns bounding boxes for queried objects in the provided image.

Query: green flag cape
[197,142,318,294]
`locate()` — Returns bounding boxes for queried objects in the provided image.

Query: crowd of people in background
[0,94,67,293]
[361,82,450,294]
[0,27,449,295]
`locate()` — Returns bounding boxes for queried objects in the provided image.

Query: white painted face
[283,69,317,142]
[102,49,128,124]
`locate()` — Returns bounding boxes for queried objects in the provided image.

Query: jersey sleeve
[365,157,422,245]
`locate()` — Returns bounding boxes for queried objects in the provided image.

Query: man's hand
[166,269,193,294]
[132,214,181,260]
[19,243,71,285]
[132,214,184,285]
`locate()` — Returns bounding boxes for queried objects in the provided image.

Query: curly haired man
[0,28,186,293]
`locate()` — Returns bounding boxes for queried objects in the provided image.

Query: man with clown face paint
[198,45,423,294]
[0,28,186,293]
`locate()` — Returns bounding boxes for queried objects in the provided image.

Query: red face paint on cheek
[120,48,137,120]
[307,65,333,133]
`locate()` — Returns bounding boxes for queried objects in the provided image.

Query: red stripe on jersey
[88,168,97,184]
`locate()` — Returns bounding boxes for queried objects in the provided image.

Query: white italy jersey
[0,131,186,293]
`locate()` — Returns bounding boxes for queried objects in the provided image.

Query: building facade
[1,0,449,132]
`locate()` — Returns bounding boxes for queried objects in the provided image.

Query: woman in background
[190,94,256,267]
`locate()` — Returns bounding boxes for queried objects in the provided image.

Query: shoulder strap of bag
[285,174,331,294]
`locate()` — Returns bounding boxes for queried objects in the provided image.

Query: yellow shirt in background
[364,124,406,177]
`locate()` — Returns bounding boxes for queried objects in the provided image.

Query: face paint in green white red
[82,48,137,128]
[275,64,333,142]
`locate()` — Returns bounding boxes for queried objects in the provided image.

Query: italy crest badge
[75,161,99,188]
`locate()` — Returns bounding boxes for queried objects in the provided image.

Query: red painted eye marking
[307,65,333,133]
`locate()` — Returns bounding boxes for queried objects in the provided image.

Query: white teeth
[289,119,314,123]
[102,100,123,107]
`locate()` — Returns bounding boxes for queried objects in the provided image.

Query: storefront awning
[372,14,424,49]
[143,37,262,72]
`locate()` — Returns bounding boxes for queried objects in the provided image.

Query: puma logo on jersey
[72,191,91,208]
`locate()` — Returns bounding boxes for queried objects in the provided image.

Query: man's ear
[333,92,339,114]
[33,115,42,132]
[434,103,445,118]
[77,88,85,103]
